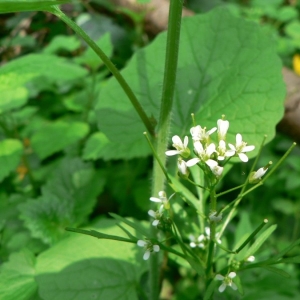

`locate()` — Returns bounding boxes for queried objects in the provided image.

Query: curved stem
[47,5,155,136]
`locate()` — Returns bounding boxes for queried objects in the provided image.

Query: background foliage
[0,0,299,299]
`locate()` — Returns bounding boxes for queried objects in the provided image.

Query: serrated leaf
[31,121,89,159]
[243,224,277,259]
[0,249,37,300]
[0,0,69,13]
[36,219,147,300]
[0,139,23,182]
[44,157,105,223]
[19,191,73,244]
[95,8,285,159]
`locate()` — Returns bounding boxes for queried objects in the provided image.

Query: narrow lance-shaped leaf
[0,0,69,13]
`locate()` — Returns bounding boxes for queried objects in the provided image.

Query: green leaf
[263,266,291,278]
[19,191,73,244]
[0,249,37,300]
[0,139,23,182]
[82,132,110,160]
[243,224,277,259]
[279,256,300,264]
[36,219,147,300]
[31,121,89,159]
[168,174,200,210]
[0,0,69,13]
[43,157,105,224]
[43,35,81,54]
[95,8,285,159]
[19,157,105,244]
[74,33,113,70]
[0,54,88,113]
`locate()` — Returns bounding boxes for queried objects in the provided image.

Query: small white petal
[236,134,242,145]
[183,136,189,147]
[194,141,204,155]
[205,159,218,168]
[172,135,182,145]
[137,240,146,247]
[238,153,248,162]
[225,150,235,157]
[152,220,160,226]
[158,191,166,198]
[143,251,151,260]
[228,143,236,151]
[153,245,160,252]
[207,127,217,135]
[190,242,197,248]
[228,272,236,279]
[205,227,210,236]
[215,274,224,281]
[247,255,255,262]
[165,150,180,156]
[186,158,200,167]
[148,210,156,218]
[150,197,162,203]
[231,282,238,290]
[219,283,227,293]
[206,143,216,156]
[243,145,255,152]
[197,234,205,242]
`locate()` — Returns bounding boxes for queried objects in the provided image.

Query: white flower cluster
[189,227,221,249]
[165,117,255,178]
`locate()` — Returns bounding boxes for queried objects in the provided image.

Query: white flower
[217,140,235,161]
[205,227,222,244]
[150,191,170,210]
[209,211,222,222]
[206,160,224,178]
[189,234,205,248]
[249,165,269,183]
[148,206,163,226]
[165,135,190,158]
[190,125,217,143]
[228,134,255,162]
[193,141,217,168]
[215,272,238,293]
[246,255,255,262]
[137,240,160,260]
[217,119,229,141]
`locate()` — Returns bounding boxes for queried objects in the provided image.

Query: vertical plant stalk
[206,188,217,282]
[150,0,184,299]
[46,5,155,137]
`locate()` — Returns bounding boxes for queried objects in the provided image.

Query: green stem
[150,0,184,298]
[47,5,155,137]
[206,189,217,281]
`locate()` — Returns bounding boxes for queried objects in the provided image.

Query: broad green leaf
[243,224,277,260]
[19,191,73,244]
[36,219,147,300]
[74,33,113,70]
[95,8,285,159]
[43,157,106,224]
[43,35,81,54]
[0,0,69,13]
[19,157,105,244]
[0,139,23,182]
[0,54,88,113]
[82,132,110,160]
[0,249,37,300]
[31,121,89,159]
